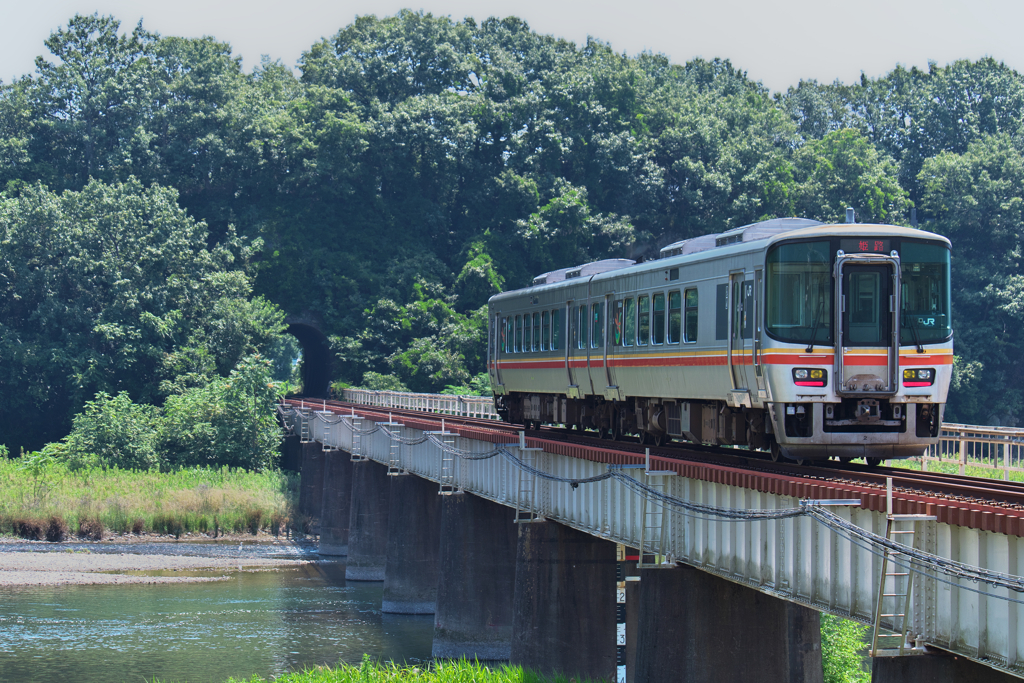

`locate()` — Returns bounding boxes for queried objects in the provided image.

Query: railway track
[284,397,1024,518]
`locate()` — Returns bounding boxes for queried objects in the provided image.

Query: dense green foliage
[820,614,870,683]
[43,354,283,471]
[3,11,1024,440]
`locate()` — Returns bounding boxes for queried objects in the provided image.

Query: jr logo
[917,317,936,327]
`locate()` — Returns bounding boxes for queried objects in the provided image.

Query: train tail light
[793,368,827,387]
[903,368,935,387]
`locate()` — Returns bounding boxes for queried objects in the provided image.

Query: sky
[1,0,1022,93]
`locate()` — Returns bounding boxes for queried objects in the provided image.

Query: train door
[490,313,504,391]
[565,302,583,398]
[752,268,767,400]
[835,256,899,394]
[727,271,755,407]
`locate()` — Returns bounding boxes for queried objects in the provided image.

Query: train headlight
[903,368,936,387]
[793,368,827,387]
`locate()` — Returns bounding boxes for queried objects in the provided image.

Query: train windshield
[900,240,951,344]
[766,240,832,345]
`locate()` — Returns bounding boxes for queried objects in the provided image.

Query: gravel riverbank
[0,538,318,586]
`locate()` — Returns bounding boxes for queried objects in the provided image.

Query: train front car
[763,225,952,463]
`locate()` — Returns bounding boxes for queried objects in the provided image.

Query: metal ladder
[384,415,406,475]
[299,409,312,443]
[430,419,459,495]
[871,477,936,656]
[514,430,545,522]
[637,448,677,568]
[350,415,368,463]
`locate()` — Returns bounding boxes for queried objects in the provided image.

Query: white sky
[1,0,1020,93]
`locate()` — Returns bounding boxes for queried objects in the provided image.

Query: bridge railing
[922,422,1024,479]
[341,388,499,420]
[339,390,1024,477]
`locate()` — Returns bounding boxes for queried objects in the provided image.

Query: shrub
[245,508,263,535]
[45,515,68,542]
[15,518,44,540]
[77,515,104,540]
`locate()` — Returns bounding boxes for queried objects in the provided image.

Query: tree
[920,134,1024,423]
[0,178,285,452]
[792,129,910,224]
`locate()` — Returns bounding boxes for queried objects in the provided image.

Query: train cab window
[637,295,650,346]
[653,293,665,345]
[541,311,550,351]
[613,300,624,345]
[499,317,506,353]
[578,305,588,349]
[624,298,635,346]
[668,291,682,344]
[591,303,603,348]
[532,312,541,351]
[551,309,561,350]
[766,240,832,345]
[515,315,523,352]
[684,289,699,343]
[900,241,952,344]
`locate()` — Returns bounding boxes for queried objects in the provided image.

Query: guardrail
[923,422,1024,479]
[337,390,1024,478]
[341,388,499,420]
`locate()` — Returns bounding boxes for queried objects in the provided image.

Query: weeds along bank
[221,657,599,683]
[0,457,299,540]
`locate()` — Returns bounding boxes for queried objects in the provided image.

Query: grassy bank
[222,658,601,683]
[0,455,299,540]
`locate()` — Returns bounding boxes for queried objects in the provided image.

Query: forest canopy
[2,11,1024,456]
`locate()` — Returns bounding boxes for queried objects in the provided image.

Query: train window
[515,315,523,352]
[524,313,532,352]
[684,289,699,343]
[624,298,635,346]
[591,303,603,348]
[900,241,952,344]
[668,291,682,343]
[578,305,588,349]
[766,240,832,345]
[613,300,624,345]
[637,295,649,346]
[499,317,506,353]
[551,309,561,350]
[653,293,665,345]
[507,318,514,353]
[532,312,540,351]
[541,311,550,351]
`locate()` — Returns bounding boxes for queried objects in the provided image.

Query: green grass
[219,657,604,683]
[0,456,298,539]
[892,455,1024,482]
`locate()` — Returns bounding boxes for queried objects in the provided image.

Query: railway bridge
[279,392,1024,682]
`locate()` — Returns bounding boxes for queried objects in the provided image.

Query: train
[486,216,952,464]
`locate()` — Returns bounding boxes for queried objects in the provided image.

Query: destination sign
[840,238,891,254]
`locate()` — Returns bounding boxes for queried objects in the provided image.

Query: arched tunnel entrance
[287,323,332,398]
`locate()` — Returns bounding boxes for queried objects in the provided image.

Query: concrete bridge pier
[632,564,822,683]
[382,474,442,613]
[298,442,325,519]
[280,434,302,472]
[345,460,391,580]
[510,520,617,682]
[872,652,1019,682]
[317,450,353,556]
[432,492,518,660]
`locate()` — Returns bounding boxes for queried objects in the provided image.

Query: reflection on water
[0,543,434,683]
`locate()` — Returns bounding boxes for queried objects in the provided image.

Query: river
[0,541,435,683]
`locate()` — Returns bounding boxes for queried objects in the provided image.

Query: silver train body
[486,218,953,462]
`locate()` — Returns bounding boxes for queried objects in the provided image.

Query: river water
[0,541,435,683]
